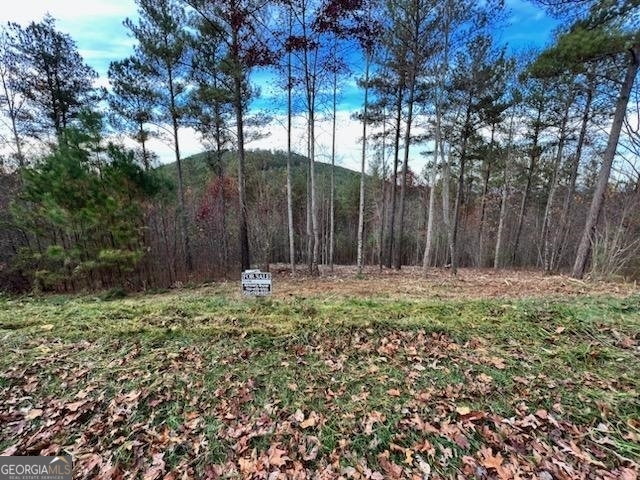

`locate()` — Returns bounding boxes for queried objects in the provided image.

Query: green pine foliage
[531,0,639,77]
[11,113,163,291]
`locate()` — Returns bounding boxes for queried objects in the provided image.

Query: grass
[0,284,638,478]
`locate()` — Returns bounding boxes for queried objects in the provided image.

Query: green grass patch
[0,290,638,477]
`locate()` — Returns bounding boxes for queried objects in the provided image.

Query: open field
[1,268,639,479]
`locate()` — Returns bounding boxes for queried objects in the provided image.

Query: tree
[423,0,458,271]
[285,0,328,275]
[538,75,577,273]
[474,56,514,268]
[573,42,639,278]
[0,28,28,167]
[421,0,495,272]
[108,56,159,170]
[320,0,381,275]
[125,0,194,273]
[13,112,159,291]
[186,17,236,273]
[511,73,551,267]
[357,52,371,275]
[551,68,597,269]
[302,0,379,274]
[382,64,404,268]
[285,4,297,275]
[186,0,275,272]
[385,0,437,270]
[446,34,507,274]
[330,38,339,273]
[532,0,640,278]
[4,15,99,144]
[493,102,518,269]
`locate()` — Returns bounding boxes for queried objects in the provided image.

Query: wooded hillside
[0,0,639,292]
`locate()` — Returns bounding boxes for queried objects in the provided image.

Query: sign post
[241,269,272,296]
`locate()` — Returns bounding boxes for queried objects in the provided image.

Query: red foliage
[196,176,237,221]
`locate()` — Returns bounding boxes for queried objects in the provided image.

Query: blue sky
[1,0,559,171]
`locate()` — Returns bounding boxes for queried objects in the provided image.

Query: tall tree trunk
[451,147,465,276]
[306,154,312,267]
[232,29,250,271]
[541,101,570,273]
[553,74,594,270]
[357,55,370,275]
[213,102,229,276]
[216,151,229,276]
[386,83,404,268]
[305,59,319,276]
[451,102,472,276]
[435,0,452,269]
[286,13,296,275]
[330,52,337,273]
[494,111,515,269]
[441,140,454,269]
[310,115,320,276]
[512,108,542,267]
[379,180,386,271]
[422,135,438,272]
[168,68,193,274]
[572,44,639,279]
[477,125,495,268]
[379,122,388,271]
[394,72,416,270]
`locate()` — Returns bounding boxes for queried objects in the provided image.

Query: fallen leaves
[1,292,638,480]
[24,408,43,420]
[299,411,320,429]
[377,450,403,479]
[455,405,471,416]
[364,410,386,435]
[142,453,165,480]
[479,446,504,470]
[267,443,289,468]
[386,388,401,397]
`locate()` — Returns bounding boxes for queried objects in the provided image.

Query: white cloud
[2,0,554,179]
[142,108,433,180]
[243,111,364,171]
[1,0,136,25]
[2,1,138,79]
[146,112,366,172]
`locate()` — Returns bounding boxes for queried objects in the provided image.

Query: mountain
[157,149,363,194]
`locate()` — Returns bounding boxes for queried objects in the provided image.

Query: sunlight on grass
[0,288,638,477]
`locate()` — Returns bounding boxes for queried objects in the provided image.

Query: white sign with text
[241,270,272,296]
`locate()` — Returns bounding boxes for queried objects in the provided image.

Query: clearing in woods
[0,267,638,479]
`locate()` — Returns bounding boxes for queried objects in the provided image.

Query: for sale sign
[241,270,272,296]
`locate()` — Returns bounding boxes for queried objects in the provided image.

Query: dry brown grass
[264,265,639,300]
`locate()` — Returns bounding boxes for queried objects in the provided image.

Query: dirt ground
[264,264,640,300]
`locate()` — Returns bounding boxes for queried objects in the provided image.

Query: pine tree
[532,0,640,278]
[13,112,159,290]
[125,0,194,273]
[108,56,159,170]
[4,15,99,144]
[186,0,275,272]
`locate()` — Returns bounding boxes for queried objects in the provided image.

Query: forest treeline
[0,0,639,293]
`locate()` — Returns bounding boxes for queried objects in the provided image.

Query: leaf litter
[0,268,638,478]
